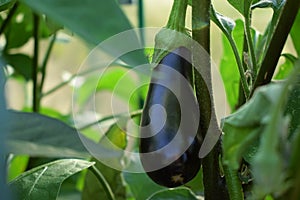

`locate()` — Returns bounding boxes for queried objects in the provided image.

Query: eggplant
[139,47,202,187]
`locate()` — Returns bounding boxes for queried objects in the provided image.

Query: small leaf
[4,53,32,80]
[4,3,33,49]
[211,5,236,36]
[7,155,29,181]
[274,54,296,80]
[251,0,285,11]
[9,159,94,200]
[148,188,199,200]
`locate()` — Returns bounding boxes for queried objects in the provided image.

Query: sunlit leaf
[9,159,94,200]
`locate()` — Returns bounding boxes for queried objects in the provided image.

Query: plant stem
[227,36,250,99]
[192,0,229,199]
[223,165,244,200]
[41,65,101,97]
[0,2,18,36]
[251,0,300,95]
[166,0,188,32]
[137,0,145,46]
[32,13,40,112]
[39,34,56,96]
[89,165,115,200]
[244,6,257,80]
[78,109,142,130]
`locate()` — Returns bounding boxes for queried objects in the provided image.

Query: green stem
[251,0,300,94]
[244,7,257,80]
[89,165,115,200]
[78,109,142,130]
[39,34,56,96]
[0,2,18,36]
[192,0,229,199]
[138,0,145,46]
[223,165,244,200]
[41,65,103,97]
[227,35,250,99]
[32,13,40,112]
[166,0,188,32]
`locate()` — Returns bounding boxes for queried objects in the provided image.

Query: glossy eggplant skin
[139,47,202,188]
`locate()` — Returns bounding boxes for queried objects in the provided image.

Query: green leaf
[285,73,300,137]
[77,67,139,109]
[9,159,94,200]
[251,0,285,10]
[219,20,244,111]
[148,188,199,200]
[274,54,297,80]
[123,172,164,200]
[4,3,33,49]
[290,10,300,57]
[222,83,283,169]
[4,53,32,80]
[210,5,236,36]
[6,110,91,158]
[7,155,29,181]
[20,0,146,66]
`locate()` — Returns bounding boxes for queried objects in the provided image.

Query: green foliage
[9,159,94,200]
[6,110,91,158]
[1,0,300,199]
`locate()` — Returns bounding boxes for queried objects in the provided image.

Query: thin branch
[251,0,300,95]
[32,13,40,112]
[89,165,115,200]
[78,109,142,131]
[39,33,57,95]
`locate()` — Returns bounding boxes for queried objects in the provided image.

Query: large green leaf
[9,159,94,200]
[20,0,146,66]
[222,83,283,169]
[6,110,91,158]
[148,188,200,200]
